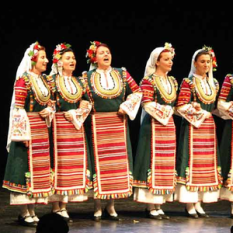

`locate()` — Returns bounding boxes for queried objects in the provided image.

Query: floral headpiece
[164,42,175,56]
[86,41,102,64]
[202,45,217,71]
[28,41,41,66]
[52,42,71,65]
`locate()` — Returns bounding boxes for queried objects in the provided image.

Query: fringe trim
[180,166,222,192]
[53,170,93,196]
[185,184,221,192]
[25,171,53,198]
[133,180,147,188]
[2,180,27,193]
[93,172,133,199]
[147,169,176,194]
[176,176,186,185]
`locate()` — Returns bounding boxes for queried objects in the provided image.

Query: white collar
[193,73,207,80]
[96,66,112,74]
[28,71,41,79]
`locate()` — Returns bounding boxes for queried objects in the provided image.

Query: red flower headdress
[52,43,71,65]
[202,45,217,71]
[86,41,102,64]
[28,41,41,66]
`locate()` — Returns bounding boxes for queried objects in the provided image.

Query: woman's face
[61,51,76,74]
[194,54,211,76]
[96,46,112,70]
[33,50,48,74]
[156,51,173,73]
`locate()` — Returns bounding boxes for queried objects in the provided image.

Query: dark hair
[194,50,211,62]
[96,43,111,53]
[35,213,69,233]
[60,48,74,55]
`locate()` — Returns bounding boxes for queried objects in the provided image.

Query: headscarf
[188,45,217,88]
[141,42,175,123]
[144,42,175,77]
[7,41,42,151]
[50,42,72,76]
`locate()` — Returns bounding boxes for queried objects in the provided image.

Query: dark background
[1,3,233,180]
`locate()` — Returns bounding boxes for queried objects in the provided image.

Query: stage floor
[0,187,232,233]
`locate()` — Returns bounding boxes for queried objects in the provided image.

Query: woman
[175,46,221,218]
[133,43,177,220]
[217,73,233,218]
[48,43,92,221]
[84,41,142,221]
[3,42,54,226]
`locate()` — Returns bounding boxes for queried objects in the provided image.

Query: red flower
[87,49,94,55]
[53,58,59,64]
[61,44,67,49]
[34,44,40,50]
[94,41,101,46]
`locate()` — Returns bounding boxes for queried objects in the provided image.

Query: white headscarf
[7,42,38,151]
[144,42,175,77]
[188,48,215,87]
[141,43,175,123]
[10,42,38,114]
[144,47,165,77]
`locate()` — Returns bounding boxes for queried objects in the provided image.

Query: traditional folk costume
[48,43,92,204]
[48,74,92,203]
[175,48,222,204]
[217,74,233,203]
[3,43,54,206]
[133,45,177,206]
[4,71,53,204]
[84,66,142,200]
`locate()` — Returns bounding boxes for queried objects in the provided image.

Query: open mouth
[104,58,109,62]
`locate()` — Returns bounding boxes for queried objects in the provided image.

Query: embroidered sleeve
[10,108,31,142]
[141,77,173,125]
[125,70,141,93]
[14,77,27,109]
[217,75,233,119]
[9,77,30,143]
[68,100,92,130]
[176,78,208,128]
[119,69,142,120]
[141,77,154,103]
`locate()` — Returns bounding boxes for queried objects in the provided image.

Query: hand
[79,100,89,109]
[118,108,126,115]
[39,109,50,118]
[23,141,29,147]
[206,112,212,118]
[64,112,73,121]
[192,102,201,111]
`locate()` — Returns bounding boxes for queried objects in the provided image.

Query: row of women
[3,40,233,227]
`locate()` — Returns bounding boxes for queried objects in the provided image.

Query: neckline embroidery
[91,69,123,99]
[56,75,83,103]
[152,75,176,103]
